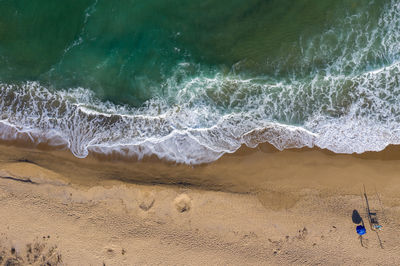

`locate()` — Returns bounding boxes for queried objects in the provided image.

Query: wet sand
[0,142,400,265]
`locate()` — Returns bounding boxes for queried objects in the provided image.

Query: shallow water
[0,0,399,164]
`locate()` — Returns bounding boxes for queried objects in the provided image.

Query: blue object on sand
[356,225,366,235]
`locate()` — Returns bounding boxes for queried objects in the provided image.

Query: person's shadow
[352,210,362,224]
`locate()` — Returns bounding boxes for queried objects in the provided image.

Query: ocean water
[0,0,400,164]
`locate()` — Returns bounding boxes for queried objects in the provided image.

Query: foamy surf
[0,59,400,164]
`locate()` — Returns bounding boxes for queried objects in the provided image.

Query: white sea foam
[0,0,400,164]
[0,60,399,164]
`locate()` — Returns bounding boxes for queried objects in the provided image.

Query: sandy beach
[0,142,399,265]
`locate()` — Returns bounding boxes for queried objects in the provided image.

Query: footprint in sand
[173,194,192,213]
[139,197,155,211]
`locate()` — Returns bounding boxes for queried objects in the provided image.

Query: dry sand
[0,142,400,265]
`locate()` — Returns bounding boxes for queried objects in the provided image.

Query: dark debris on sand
[0,238,62,266]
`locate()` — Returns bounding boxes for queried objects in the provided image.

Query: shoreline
[1,142,400,264]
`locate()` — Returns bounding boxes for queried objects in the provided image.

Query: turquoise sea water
[0,0,399,163]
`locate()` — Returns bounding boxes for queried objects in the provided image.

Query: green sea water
[0,0,399,163]
[0,0,385,105]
